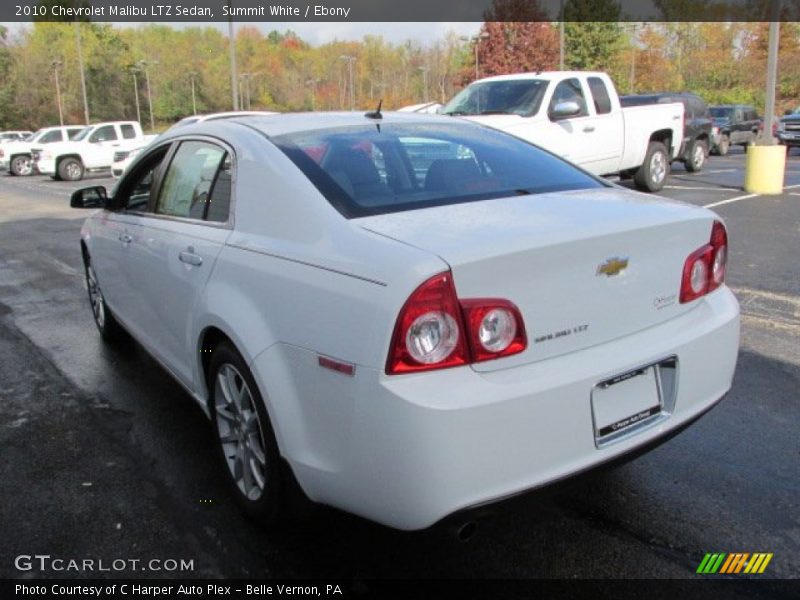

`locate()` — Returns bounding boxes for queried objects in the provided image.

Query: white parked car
[111,112,278,178]
[0,125,85,176]
[33,121,156,181]
[0,130,33,143]
[442,71,685,192]
[71,112,739,531]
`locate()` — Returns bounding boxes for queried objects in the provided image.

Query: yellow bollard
[744,145,786,194]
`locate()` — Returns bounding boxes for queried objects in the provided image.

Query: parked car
[70,112,739,531]
[0,130,33,143]
[621,92,712,172]
[111,112,277,178]
[0,125,85,176]
[708,105,761,155]
[777,107,800,153]
[443,71,685,192]
[32,121,156,181]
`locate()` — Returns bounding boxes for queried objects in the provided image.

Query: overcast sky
[1,21,484,46]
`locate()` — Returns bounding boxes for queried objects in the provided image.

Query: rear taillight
[386,272,527,375]
[680,220,728,303]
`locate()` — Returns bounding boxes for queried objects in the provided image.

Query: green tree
[563,0,623,71]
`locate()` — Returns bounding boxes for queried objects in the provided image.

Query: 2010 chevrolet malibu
[71,112,739,530]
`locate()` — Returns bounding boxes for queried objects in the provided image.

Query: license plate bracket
[592,364,664,446]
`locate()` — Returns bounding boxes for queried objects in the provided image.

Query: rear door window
[587,77,612,115]
[89,126,118,143]
[156,141,229,221]
[120,124,136,140]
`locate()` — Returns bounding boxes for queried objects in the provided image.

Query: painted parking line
[704,183,800,208]
[664,185,735,191]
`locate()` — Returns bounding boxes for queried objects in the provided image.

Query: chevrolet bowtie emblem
[596,257,629,277]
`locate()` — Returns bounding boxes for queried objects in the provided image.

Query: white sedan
[70,112,739,531]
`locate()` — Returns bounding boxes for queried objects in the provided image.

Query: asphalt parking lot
[0,149,798,587]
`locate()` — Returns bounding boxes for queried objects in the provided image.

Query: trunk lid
[358,188,716,372]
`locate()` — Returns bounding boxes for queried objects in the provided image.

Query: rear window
[272,122,604,218]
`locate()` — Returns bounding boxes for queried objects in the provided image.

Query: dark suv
[778,107,800,154]
[620,92,713,172]
[709,105,760,155]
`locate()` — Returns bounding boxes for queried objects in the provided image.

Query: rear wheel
[10,155,33,176]
[686,139,708,172]
[58,157,84,181]
[634,141,669,192]
[209,342,284,526]
[715,135,730,156]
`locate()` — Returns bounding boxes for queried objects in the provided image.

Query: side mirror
[551,101,582,120]
[70,186,108,209]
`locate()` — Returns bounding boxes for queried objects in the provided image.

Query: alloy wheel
[214,364,268,501]
[86,264,105,328]
[650,151,667,185]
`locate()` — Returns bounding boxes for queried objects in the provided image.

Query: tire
[10,155,33,176]
[716,135,730,156]
[685,139,708,172]
[83,253,125,342]
[58,157,84,181]
[634,141,669,192]
[209,342,285,526]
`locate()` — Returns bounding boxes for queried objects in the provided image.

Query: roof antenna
[365,99,383,120]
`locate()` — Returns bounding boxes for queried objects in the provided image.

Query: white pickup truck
[0,125,86,176]
[32,121,155,181]
[441,71,685,192]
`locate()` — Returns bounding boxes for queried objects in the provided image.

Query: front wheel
[210,342,285,526]
[83,254,124,342]
[10,155,33,176]
[634,141,669,192]
[686,139,708,172]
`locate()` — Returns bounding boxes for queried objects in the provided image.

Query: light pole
[52,60,64,126]
[130,66,142,124]
[239,73,252,110]
[138,60,157,131]
[339,55,356,110]
[418,66,429,101]
[559,0,565,71]
[74,22,90,124]
[627,23,640,95]
[228,0,238,110]
[460,33,489,81]
[188,72,198,115]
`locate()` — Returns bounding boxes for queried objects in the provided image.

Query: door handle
[118,233,132,244]
[583,126,596,133]
[179,250,203,267]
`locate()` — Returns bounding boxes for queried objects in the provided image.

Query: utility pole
[131,66,142,124]
[228,0,239,110]
[628,23,640,94]
[306,79,318,111]
[74,22,90,124]
[340,55,356,110]
[239,73,252,110]
[52,60,64,126]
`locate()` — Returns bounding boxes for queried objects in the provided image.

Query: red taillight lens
[680,220,728,303]
[460,299,527,362]
[386,272,528,374]
[386,272,469,374]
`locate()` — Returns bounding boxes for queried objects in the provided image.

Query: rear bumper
[257,287,740,530]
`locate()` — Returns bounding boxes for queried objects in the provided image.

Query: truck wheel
[10,155,33,176]
[58,158,84,181]
[715,135,730,156]
[634,141,669,192]
[686,140,708,172]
